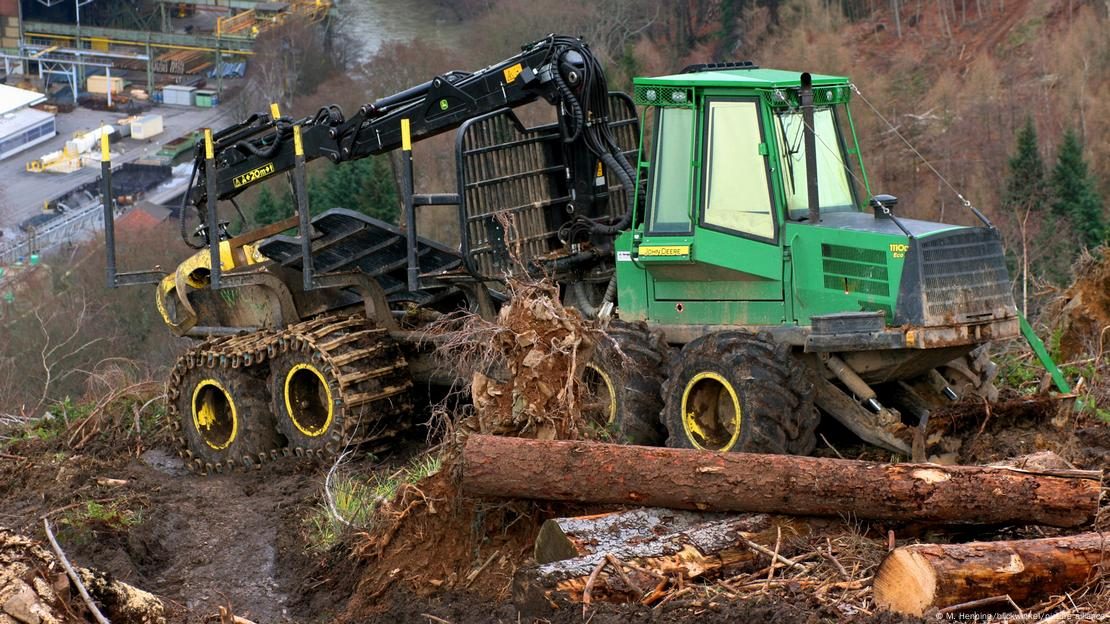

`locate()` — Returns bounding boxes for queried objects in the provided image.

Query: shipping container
[161,85,196,107]
[193,89,217,108]
[131,114,164,140]
[87,75,125,95]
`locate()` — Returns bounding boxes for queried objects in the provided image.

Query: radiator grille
[919,229,1013,319]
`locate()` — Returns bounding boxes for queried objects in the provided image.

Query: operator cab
[616,64,1017,346]
[617,65,868,328]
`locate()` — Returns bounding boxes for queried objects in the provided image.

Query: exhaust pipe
[800,73,820,224]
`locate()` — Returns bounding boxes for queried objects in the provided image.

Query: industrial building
[0,83,55,160]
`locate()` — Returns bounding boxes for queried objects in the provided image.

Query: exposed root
[425,278,602,442]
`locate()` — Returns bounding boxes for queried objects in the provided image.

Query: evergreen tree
[1051,128,1105,249]
[251,185,292,227]
[312,157,400,223]
[356,156,401,223]
[1002,117,1048,213]
[1001,117,1071,310]
[249,155,400,230]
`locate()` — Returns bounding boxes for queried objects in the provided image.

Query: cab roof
[635,67,849,89]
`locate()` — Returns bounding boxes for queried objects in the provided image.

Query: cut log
[461,435,1102,527]
[515,514,810,611]
[535,508,729,564]
[874,533,1108,615]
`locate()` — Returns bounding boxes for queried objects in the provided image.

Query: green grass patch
[304,454,443,553]
[57,499,143,545]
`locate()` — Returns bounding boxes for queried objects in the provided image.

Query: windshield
[774,107,856,218]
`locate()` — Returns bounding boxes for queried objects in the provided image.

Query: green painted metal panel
[649,263,781,301]
[691,227,782,281]
[785,222,905,325]
[648,299,785,325]
[614,231,648,321]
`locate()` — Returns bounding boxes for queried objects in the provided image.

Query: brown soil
[1051,248,1110,363]
[0,439,364,623]
[1,386,1105,623]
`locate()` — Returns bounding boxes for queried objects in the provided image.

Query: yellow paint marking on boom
[232,162,275,188]
[401,118,412,151]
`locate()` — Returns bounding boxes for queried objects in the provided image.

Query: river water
[332,0,464,59]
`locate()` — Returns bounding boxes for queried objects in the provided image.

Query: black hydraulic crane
[185,35,636,252]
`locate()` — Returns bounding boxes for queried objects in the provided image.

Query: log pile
[516,511,823,611]
[152,50,211,75]
[461,437,1107,617]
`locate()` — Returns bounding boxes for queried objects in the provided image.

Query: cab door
[637,97,785,325]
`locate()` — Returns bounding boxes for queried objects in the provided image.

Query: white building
[0,84,56,160]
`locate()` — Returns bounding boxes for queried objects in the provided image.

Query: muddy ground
[1,391,1105,623]
[0,438,370,623]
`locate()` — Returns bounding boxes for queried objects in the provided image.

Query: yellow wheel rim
[191,378,238,450]
[680,371,742,451]
[284,363,335,437]
[582,363,618,427]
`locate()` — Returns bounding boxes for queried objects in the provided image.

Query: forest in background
[1,0,1107,413]
[244,0,1107,301]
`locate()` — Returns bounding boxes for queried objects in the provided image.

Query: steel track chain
[166,314,413,475]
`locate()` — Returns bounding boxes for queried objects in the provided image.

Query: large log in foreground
[874,533,1108,615]
[461,435,1102,527]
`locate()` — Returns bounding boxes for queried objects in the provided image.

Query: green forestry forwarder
[98,34,1068,473]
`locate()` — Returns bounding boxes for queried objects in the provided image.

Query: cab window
[701,100,775,240]
[646,107,694,234]
[774,107,856,219]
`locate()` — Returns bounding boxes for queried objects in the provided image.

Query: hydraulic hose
[180,158,205,249]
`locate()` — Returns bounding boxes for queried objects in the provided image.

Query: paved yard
[0,104,230,230]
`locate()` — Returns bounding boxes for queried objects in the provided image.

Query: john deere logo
[233,162,275,188]
[439,99,449,111]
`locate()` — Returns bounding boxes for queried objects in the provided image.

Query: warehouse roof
[0,84,47,116]
[0,107,53,140]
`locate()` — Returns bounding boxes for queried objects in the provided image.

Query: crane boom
[188,34,635,232]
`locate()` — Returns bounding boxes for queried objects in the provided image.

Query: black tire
[581,320,667,445]
[662,331,818,455]
[268,317,412,457]
[172,365,282,473]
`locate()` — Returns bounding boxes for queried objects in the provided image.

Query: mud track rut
[122,451,316,623]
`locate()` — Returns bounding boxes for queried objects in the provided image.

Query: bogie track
[166,315,413,473]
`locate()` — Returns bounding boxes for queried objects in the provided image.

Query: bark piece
[515,514,809,611]
[874,533,1108,615]
[535,508,729,564]
[461,435,1102,527]
[2,582,45,624]
[78,570,166,624]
